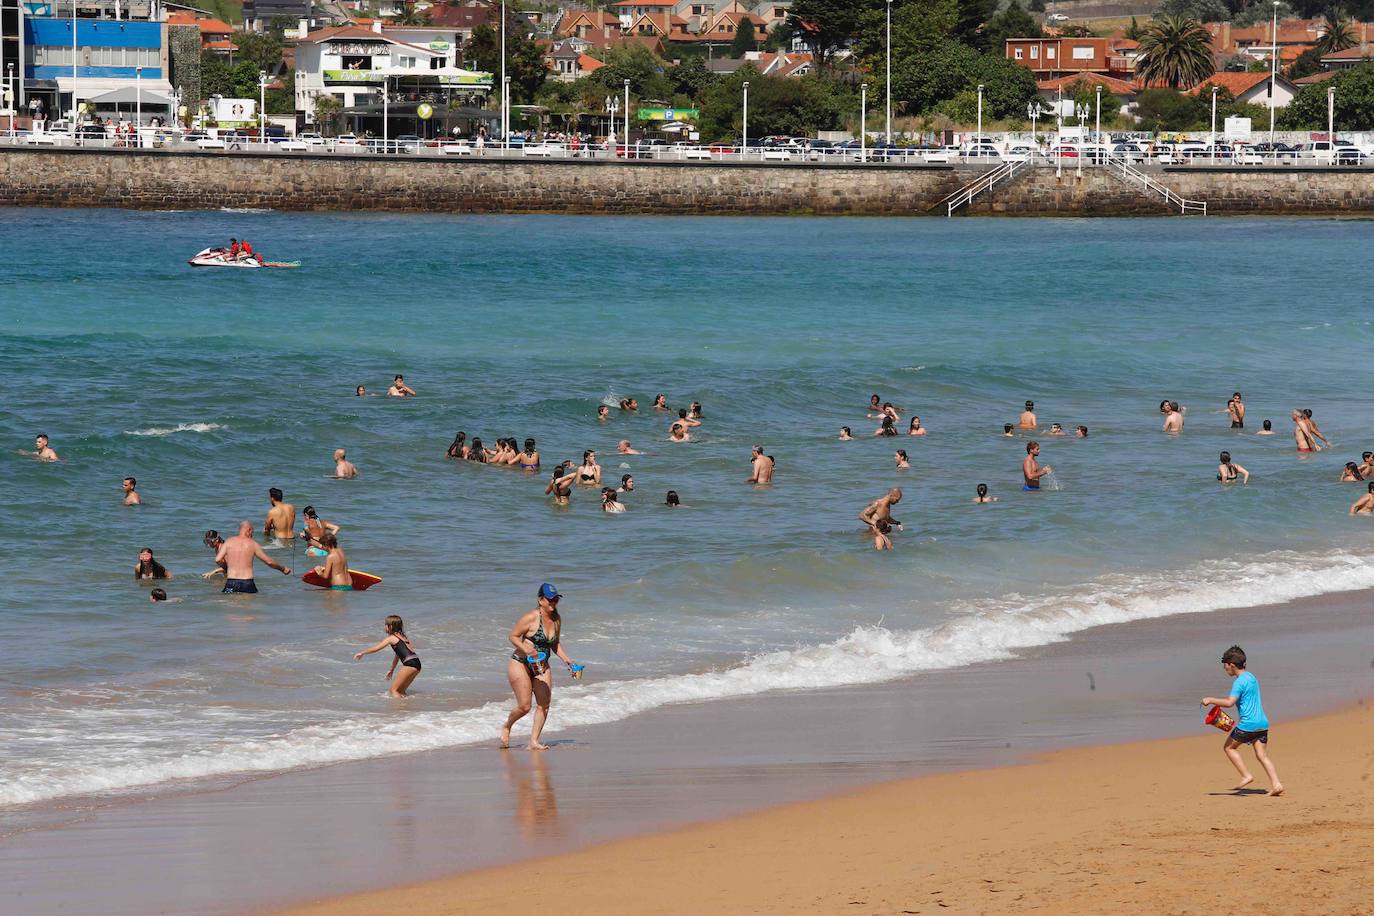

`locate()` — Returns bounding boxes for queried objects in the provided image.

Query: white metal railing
[1107,156,1207,215]
[943,159,1023,216]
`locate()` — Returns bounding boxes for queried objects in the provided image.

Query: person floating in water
[1200,645,1283,796]
[1162,401,1184,434]
[134,548,172,580]
[652,394,669,411]
[501,583,579,750]
[1338,462,1363,482]
[597,405,610,421]
[839,426,853,440]
[1257,419,1274,436]
[894,449,910,469]
[908,417,927,436]
[355,385,367,397]
[215,521,291,594]
[748,446,775,484]
[1227,392,1245,429]
[1349,482,1374,515]
[26,433,59,462]
[1018,401,1037,430]
[617,439,641,455]
[1217,451,1249,484]
[974,483,997,503]
[545,462,576,505]
[122,476,141,506]
[354,615,421,697]
[1022,441,1052,490]
[600,487,625,513]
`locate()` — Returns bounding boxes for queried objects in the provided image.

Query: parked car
[395,134,422,153]
[963,142,1001,160]
[1248,141,1296,160]
[1003,144,1038,163]
[1048,144,1079,159]
[1335,146,1366,165]
[1111,142,1147,162]
[1294,140,1336,163]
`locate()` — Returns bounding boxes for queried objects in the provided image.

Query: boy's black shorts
[1228,727,1269,745]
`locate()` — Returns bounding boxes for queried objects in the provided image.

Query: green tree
[465,18,547,103]
[983,1,1040,52]
[1057,24,1095,37]
[670,57,718,100]
[1231,0,1293,26]
[314,95,341,135]
[1316,9,1356,54]
[1125,16,1143,40]
[585,45,673,99]
[1280,62,1374,128]
[1135,15,1214,89]
[1132,87,1203,131]
[1065,78,1123,127]
[953,0,996,51]
[761,20,796,52]
[731,17,758,56]
[1156,0,1228,22]
[888,38,1035,117]
[698,67,853,139]
[1028,0,1045,12]
[1288,45,1326,79]
[231,30,285,76]
[787,0,864,67]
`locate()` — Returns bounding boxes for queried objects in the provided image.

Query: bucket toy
[570,663,585,680]
[1201,704,1234,732]
[526,651,549,675]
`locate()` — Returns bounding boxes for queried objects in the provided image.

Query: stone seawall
[5,147,1374,216]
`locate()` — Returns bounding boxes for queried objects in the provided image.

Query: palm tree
[1135,15,1215,89]
[1317,9,1357,55]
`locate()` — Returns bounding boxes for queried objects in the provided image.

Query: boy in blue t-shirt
[1201,645,1285,796]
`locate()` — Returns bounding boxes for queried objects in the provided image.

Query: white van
[1294,140,1335,164]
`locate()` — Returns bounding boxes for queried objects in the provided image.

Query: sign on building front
[1224,116,1252,141]
[637,107,699,122]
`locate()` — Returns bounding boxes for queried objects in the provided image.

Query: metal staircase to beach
[1106,158,1207,215]
[941,159,1025,216]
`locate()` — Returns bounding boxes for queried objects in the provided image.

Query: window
[430,56,445,69]
[1014,48,1023,59]
[1046,47,1056,59]
[1072,45,1094,60]
[1030,46,1038,59]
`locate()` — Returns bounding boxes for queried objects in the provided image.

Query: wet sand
[5,590,1374,914]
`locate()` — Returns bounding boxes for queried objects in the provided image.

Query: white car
[921,146,958,163]
[1293,140,1336,164]
[1003,144,1038,163]
[335,133,363,151]
[298,132,326,146]
[1234,147,1266,165]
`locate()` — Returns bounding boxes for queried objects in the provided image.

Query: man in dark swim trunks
[1023,441,1052,490]
[215,520,291,594]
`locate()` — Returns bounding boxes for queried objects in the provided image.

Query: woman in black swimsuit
[501,584,578,750]
[446,431,467,459]
[134,548,171,580]
[466,437,487,463]
[544,462,575,505]
[353,614,421,698]
[576,449,601,485]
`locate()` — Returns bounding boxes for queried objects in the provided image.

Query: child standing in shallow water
[354,615,421,697]
[1201,645,1284,796]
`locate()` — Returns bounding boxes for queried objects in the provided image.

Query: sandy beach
[292,698,1374,915]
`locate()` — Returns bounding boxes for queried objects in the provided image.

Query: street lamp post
[72,0,78,123]
[742,80,749,157]
[1094,83,1101,152]
[861,82,867,161]
[1056,87,1063,178]
[976,83,984,155]
[604,95,614,148]
[1210,86,1218,161]
[1327,85,1335,149]
[382,79,389,151]
[1027,100,1040,147]
[135,65,142,145]
[623,78,629,154]
[1268,0,1279,145]
[884,0,892,144]
[1075,102,1088,176]
[6,63,14,136]
[259,69,267,141]
[500,0,506,147]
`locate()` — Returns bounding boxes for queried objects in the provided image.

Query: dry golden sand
[287,701,1374,914]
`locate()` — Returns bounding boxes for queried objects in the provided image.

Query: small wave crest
[5,548,1372,808]
[124,423,225,437]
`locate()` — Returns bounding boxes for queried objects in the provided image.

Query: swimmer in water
[618,397,639,412]
[839,427,853,440]
[301,506,341,549]
[1019,401,1037,430]
[748,446,775,484]
[1217,450,1249,484]
[859,488,903,542]
[689,401,703,419]
[1048,423,1065,436]
[870,518,894,551]
[576,450,602,486]
[869,394,882,413]
[1075,426,1088,438]
[150,587,168,603]
[1359,452,1374,478]
[1291,410,1319,452]
[27,433,59,462]
[466,437,487,464]
[1228,393,1245,429]
[1302,409,1331,448]
[312,532,353,589]
[669,409,698,440]
[387,375,416,397]
[356,385,366,397]
[1339,461,1363,482]
[215,521,291,593]
[333,449,359,478]
[894,449,910,469]
[1022,441,1052,490]
[446,432,468,459]
[875,416,897,437]
[601,487,625,513]
[597,405,610,421]
[652,394,669,411]
[908,417,927,436]
[618,474,634,494]
[665,490,681,507]
[518,438,540,472]
[1349,482,1374,515]
[201,530,228,578]
[122,476,141,506]
[545,462,576,505]
[1003,424,1014,437]
[1163,401,1184,434]
[354,614,421,697]
[1256,419,1273,436]
[265,487,296,542]
[501,583,578,749]
[617,439,642,455]
[974,483,997,503]
[134,548,172,580]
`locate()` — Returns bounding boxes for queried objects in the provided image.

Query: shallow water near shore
[2,209,1373,815]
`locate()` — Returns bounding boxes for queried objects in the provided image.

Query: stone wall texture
[5,147,1374,216]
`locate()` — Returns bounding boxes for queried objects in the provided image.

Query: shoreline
[286,699,1374,915]
[4,586,1374,913]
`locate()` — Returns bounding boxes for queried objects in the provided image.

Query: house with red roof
[167,11,236,58]
[1185,71,1297,108]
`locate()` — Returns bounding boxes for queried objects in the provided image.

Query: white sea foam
[123,423,225,437]
[5,548,1373,808]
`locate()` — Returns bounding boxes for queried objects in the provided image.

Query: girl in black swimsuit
[354,615,421,698]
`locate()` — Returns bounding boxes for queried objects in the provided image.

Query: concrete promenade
[4,146,1374,215]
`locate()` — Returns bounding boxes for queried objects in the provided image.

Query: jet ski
[188,247,300,268]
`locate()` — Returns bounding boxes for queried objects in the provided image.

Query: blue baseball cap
[539,582,561,600]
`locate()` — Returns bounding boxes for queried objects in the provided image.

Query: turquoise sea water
[3,208,1373,812]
